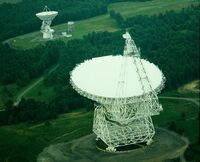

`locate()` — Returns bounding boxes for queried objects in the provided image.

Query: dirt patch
[178,80,200,93]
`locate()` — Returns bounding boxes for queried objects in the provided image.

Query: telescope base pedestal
[37,127,188,162]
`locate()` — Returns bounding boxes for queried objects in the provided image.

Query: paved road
[13,65,59,106]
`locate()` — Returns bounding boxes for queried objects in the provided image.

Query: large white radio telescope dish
[36,11,58,21]
[70,32,165,152]
[71,55,164,101]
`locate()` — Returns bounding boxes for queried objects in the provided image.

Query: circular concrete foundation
[37,128,188,162]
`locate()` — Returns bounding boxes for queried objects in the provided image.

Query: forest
[0,0,149,42]
[0,4,199,125]
[0,1,199,161]
[0,41,63,86]
[114,5,199,89]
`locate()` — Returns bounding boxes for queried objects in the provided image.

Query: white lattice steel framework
[36,6,58,39]
[70,32,165,152]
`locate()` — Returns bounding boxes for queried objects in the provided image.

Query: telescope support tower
[93,32,163,151]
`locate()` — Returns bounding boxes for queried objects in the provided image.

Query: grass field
[153,99,199,143]
[6,0,199,50]
[0,78,49,110]
[108,0,199,18]
[0,109,93,162]
[0,80,56,109]
[0,1,199,161]
[6,15,118,50]
[24,81,56,102]
[0,97,198,162]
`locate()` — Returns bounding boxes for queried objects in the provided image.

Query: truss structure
[70,31,165,152]
[92,32,164,151]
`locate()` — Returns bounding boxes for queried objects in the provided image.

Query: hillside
[5,0,199,50]
[0,96,199,161]
[0,0,199,162]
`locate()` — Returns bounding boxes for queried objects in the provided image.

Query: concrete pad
[37,127,188,162]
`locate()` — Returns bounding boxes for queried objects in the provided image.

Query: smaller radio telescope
[70,31,165,152]
[36,6,58,39]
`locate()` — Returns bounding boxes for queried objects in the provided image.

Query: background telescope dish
[70,55,165,103]
[36,11,58,21]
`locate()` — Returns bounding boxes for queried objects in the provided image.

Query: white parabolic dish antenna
[71,55,164,101]
[36,11,58,21]
[36,6,58,39]
[70,32,165,152]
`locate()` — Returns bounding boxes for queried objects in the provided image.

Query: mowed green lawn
[109,0,199,18]
[0,82,55,110]
[6,0,199,50]
[0,98,198,162]
[0,78,50,110]
[7,15,118,50]
[24,81,56,102]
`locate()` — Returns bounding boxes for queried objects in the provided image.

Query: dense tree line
[0,31,123,125]
[107,0,150,2]
[0,0,150,42]
[110,6,200,160]
[0,7,199,161]
[0,5,199,125]
[110,5,200,89]
[0,3,199,122]
[42,5,200,128]
[0,41,64,86]
[43,1,199,121]
[0,89,93,125]
[47,5,199,91]
[0,0,108,41]
[0,99,57,125]
[0,3,199,161]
